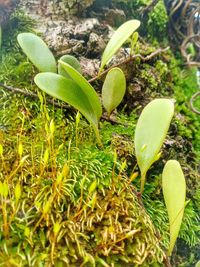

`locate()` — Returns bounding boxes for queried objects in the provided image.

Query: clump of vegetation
[113,0,168,43]
[0,92,168,265]
[0,131,166,265]
[0,11,200,267]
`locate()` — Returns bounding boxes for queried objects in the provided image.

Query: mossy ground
[0,8,200,267]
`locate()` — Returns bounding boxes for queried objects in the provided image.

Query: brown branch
[89,46,170,83]
[169,0,184,19]
[185,61,200,67]
[0,82,70,109]
[188,6,200,36]
[181,0,192,17]
[190,91,200,115]
[101,115,128,126]
[163,255,172,267]
[167,1,200,66]
[181,34,200,64]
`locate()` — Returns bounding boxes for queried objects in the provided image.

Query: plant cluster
[0,12,199,266]
[15,19,190,263]
[0,105,166,266]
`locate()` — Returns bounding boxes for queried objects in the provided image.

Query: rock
[104,8,126,27]
[87,32,106,57]
[74,18,100,39]
[79,57,100,78]
[62,0,95,15]
[19,0,71,19]
[17,0,114,57]
[42,20,74,53]
[60,39,85,56]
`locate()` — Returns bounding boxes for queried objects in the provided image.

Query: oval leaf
[34,73,99,128]
[100,20,140,72]
[162,160,186,255]
[17,33,57,73]
[102,67,126,115]
[58,60,102,120]
[134,99,174,191]
[58,55,82,78]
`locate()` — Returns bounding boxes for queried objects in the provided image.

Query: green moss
[113,0,168,43]
[171,64,200,159]
[147,1,168,42]
[0,112,166,266]
[1,10,35,53]
[180,202,200,247]
[0,10,36,88]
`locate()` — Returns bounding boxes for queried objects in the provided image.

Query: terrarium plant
[17,20,140,144]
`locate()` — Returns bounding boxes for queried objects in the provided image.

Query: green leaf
[195,261,200,267]
[102,67,126,116]
[58,60,102,120]
[130,32,139,56]
[162,160,186,256]
[17,33,57,73]
[35,73,99,127]
[100,20,140,72]
[58,55,82,78]
[134,99,174,192]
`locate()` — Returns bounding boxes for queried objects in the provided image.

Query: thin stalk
[93,126,103,148]
[140,172,146,193]
[1,197,9,237]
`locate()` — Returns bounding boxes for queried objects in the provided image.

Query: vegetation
[0,6,199,267]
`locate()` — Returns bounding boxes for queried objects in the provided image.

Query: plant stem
[140,172,146,193]
[93,126,103,148]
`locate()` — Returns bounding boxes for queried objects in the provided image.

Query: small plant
[17,20,141,144]
[134,99,174,192]
[162,160,186,256]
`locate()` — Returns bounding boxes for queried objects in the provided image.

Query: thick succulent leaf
[58,60,102,120]
[162,160,186,255]
[134,99,174,191]
[58,55,82,78]
[100,20,140,72]
[34,73,99,128]
[102,67,126,115]
[17,33,57,73]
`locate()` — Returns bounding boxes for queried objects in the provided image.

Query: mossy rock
[61,0,95,15]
